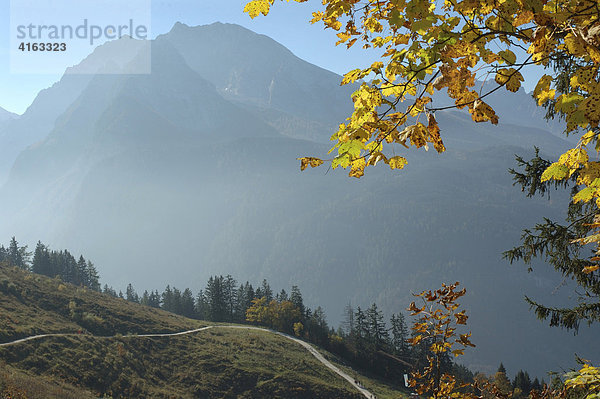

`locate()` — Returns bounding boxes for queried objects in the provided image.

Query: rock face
[0,21,596,377]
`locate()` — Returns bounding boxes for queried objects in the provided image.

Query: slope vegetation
[0,264,401,398]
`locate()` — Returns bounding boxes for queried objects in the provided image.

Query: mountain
[0,107,17,122]
[160,22,355,143]
[0,38,153,186]
[0,22,597,378]
[0,264,389,398]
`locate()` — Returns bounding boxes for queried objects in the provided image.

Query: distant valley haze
[0,21,597,378]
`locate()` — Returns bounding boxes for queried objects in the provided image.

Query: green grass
[0,361,99,399]
[0,264,403,398]
[0,264,204,342]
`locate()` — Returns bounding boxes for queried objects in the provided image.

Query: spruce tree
[196,289,208,320]
[223,275,237,321]
[140,290,151,306]
[149,290,161,308]
[162,285,174,311]
[531,377,542,392]
[506,149,600,330]
[126,283,139,303]
[290,285,305,315]
[32,241,50,276]
[260,279,273,302]
[181,288,196,319]
[8,237,28,270]
[513,370,532,395]
[494,364,512,394]
[77,256,88,287]
[276,289,288,302]
[390,313,409,356]
[366,303,388,349]
[205,276,227,321]
[86,261,100,291]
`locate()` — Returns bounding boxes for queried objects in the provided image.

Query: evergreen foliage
[1,238,99,291]
[506,150,600,331]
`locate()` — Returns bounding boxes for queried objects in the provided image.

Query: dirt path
[0,325,374,398]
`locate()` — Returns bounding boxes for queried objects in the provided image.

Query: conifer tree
[147,290,161,308]
[77,256,88,287]
[513,370,532,395]
[366,303,389,349]
[140,290,151,306]
[390,313,409,356]
[86,260,100,291]
[236,282,255,322]
[126,283,139,303]
[290,285,305,315]
[181,288,196,319]
[494,364,513,394]
[276,289,288,302]
[196,289,208,320]
[205,276,227,321]
[223,275,238,321]
[260,279,273,302]
[8,237,29,270]
[32,241,50,276]
[162,285,174,311]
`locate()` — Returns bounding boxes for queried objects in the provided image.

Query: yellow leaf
[452,349,465,357]
[564,33,587,57]
[498,49,517,64]
[573,187,597,203]
[533,75,555,105]
[577,162,600,185]
[582,94,600,123]
[389,156,408,170]
[349,157,366,178]
[558,148,588,169]
[310,11,323,24]
[243,0,271,19]
[513,11,534,26]
[581,130,597,146]
[336,31,352,44]
[341,69,363,85]
[298,157,324,171]
[583,265,599,274]
[470,100,499,124]
[427,113,446,153]
[541,162,569,182]
[495,68,524,92]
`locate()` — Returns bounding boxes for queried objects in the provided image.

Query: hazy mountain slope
[0,75,95,185]
[160,22,354,122]
[0,39,281,237]
[159,22,355,143]
[0,38,155,185]
[0,22,596,379]
[0,107,17,122]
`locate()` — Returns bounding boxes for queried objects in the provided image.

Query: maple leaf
[243,0,271,19]
[298,157,324,171]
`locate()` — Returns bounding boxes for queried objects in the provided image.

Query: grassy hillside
[0,264,403,398]
[0,263,205,342]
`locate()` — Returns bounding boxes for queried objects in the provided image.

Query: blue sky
[0,0,381,114]
[0,0,541,114]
